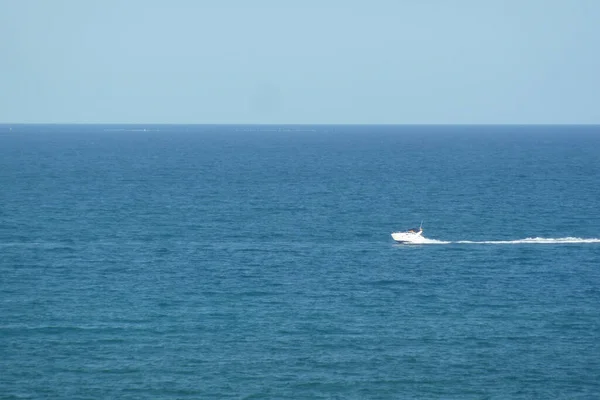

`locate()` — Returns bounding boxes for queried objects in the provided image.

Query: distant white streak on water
[399,236,600,245]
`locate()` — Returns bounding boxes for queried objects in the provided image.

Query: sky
[1,0,599,124]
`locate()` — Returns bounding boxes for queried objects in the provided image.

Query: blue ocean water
[1,124,600,399]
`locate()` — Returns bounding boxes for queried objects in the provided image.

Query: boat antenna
[420,220,423,231]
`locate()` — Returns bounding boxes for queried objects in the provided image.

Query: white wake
[396,236,600,245]
[455,237,600,244]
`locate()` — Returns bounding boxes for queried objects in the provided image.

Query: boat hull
[391,231,424,244]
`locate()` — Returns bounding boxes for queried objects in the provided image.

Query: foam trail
[395,236,600,245]
[455,237,600,244]
[415,238,451,245]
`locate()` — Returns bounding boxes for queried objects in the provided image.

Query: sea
[1,124,599,399]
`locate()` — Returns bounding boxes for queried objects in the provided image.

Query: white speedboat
[391,224,424,244]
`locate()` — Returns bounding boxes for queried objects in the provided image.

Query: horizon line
[1,123,600,127]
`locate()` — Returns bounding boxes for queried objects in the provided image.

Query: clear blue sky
[1,0,599,124]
